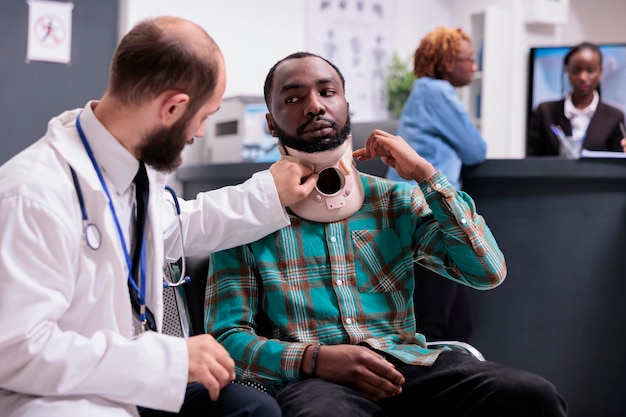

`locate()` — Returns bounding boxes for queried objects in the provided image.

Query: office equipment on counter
[200,96,279,164]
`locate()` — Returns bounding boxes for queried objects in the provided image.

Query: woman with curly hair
[386,26,487,344]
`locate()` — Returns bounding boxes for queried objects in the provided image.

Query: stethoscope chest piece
[85,222,102,250]
[70,164,102,251]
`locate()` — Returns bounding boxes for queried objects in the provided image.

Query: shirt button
[435,183,442,189]
[330,236,337,243]
[460,218,467,224]
[426,186,432,193]
[345,318,352,325]
[337,279,343,286]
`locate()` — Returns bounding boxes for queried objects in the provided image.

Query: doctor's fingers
[186,336,236,395]
[187,334,236,375]
[187,333,234,358]
[269,158,317,207]
[270,156,314,180]
[198,360,235,401]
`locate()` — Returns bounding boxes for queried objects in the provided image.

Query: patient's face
[266,56,351,154]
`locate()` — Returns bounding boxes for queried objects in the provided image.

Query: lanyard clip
[139,305,147,332]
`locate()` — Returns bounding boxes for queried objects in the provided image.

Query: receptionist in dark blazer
[527,42,626,156]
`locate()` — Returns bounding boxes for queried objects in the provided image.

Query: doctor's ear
[160,92,190,126]
[265,113,278,137]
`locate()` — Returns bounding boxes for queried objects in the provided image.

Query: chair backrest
[161,262,192,337]
[180,255,211,336]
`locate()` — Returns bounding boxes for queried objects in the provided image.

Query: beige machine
[201,96,279,164]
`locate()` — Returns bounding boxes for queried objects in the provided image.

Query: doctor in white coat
[0,16,316,417]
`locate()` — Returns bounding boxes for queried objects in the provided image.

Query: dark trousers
[276,351,568,417]
[139,382,281,417]
[414,264,473,342]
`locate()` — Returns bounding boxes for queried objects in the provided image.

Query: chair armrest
[425,340,486,361]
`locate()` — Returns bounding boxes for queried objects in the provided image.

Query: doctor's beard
[138,110,194,173]
[275,113,352,154]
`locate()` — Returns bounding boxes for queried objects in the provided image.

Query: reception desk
[177,157,626,417]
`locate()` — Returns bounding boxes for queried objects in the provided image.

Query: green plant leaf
[386,52,414,119]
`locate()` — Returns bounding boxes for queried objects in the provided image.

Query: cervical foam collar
[282,136,365,223]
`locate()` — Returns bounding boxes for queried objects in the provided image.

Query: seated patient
[205,52,568,417]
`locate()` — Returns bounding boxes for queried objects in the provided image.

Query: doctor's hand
[621,138,626,152]
[269,157,317,207]
[353,129,436,182]
[311,344,405,401]
[186,334,235,401]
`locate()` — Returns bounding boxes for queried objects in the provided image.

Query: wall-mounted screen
[527,43,626,123]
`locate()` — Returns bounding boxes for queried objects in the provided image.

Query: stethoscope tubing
[163,185,191,288]
[70,166,102,250]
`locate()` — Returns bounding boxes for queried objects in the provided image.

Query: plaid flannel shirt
[205,171,506,395]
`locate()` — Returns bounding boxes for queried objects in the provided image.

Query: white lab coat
[0,106,289,416]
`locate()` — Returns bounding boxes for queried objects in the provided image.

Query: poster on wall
[26,0,74,64]
[306,0,397,122]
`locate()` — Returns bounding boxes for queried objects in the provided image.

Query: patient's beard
[274,113,351,154]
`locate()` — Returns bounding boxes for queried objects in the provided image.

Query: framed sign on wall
[524,0,570,25]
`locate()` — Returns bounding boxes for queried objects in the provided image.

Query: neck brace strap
[281,136,364,223]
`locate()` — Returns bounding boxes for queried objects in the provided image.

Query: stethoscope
[70,166,103,251]
[162,185,191,288]
[72,113,191,329]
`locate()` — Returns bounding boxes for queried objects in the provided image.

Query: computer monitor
[527,43,626,123]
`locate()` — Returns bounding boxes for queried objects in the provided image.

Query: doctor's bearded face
[267,55,351,154]
[138,110,193,173]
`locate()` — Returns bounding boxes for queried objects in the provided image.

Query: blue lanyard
[75,112,149,326]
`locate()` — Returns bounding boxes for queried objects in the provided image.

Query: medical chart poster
[26,0,74,64]
[306,0,397,122]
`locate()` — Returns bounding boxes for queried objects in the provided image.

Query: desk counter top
[177,158,626,196]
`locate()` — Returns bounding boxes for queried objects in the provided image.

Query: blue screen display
[528,43,626,116]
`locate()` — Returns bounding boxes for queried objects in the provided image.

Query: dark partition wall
[0,1,117,165]
[460,158,626,417]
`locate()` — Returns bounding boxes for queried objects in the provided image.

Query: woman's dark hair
[563,42,603,68]
[562,42,603,96]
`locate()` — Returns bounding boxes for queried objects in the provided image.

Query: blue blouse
[386,77,486,190]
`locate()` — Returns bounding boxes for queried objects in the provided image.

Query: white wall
[118,0,452,99]
[118,0,626,159]
[393,1,453,61]
[119,0,307,99]
[563,0,626,44]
